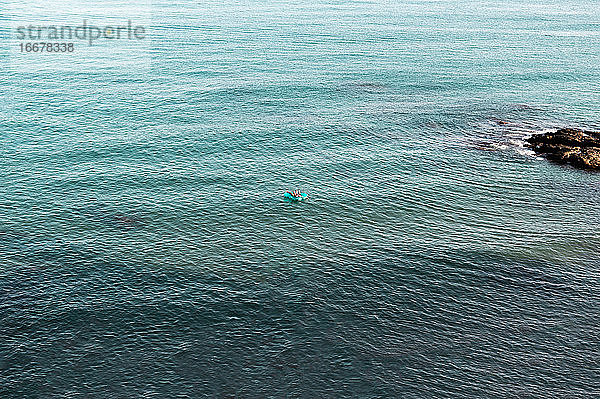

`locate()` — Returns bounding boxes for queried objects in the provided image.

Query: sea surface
[1,0,600,397]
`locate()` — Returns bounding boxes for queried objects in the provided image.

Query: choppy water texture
[1,0,600,397]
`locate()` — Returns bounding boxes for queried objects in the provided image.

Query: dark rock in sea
[526,128,600,170]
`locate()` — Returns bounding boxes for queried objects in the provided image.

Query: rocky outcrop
[526,128,600,170]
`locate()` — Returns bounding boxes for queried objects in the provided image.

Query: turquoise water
[2,0,600,397]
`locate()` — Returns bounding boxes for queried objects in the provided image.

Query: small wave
[471,124,560,158]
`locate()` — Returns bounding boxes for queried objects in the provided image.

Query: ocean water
[1,0,600,397]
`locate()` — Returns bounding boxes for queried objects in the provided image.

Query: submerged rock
[526,128,600,170]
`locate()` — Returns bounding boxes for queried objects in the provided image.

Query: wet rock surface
[526,128,600,170]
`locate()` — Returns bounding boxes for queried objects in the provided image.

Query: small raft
[283,192,308,202]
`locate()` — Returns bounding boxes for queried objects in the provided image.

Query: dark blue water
[1,0,600,397]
